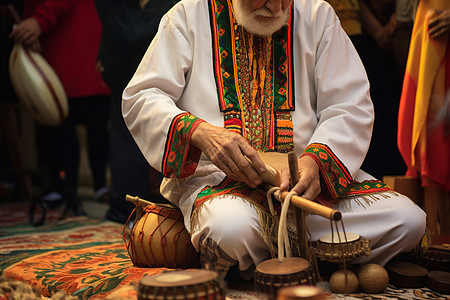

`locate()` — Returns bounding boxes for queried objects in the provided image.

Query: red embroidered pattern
[301,143,393,207]
[162,113,205,178]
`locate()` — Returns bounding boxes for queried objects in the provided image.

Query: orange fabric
[398,0,450,191]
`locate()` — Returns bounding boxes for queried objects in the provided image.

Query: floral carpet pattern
[0,202,449,299]
[0,216,166,299]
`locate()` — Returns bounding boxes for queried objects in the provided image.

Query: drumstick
[278,191,342,221]
[7,4,21,23]
[125,194,176,209]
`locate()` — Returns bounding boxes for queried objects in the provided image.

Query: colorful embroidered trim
[301,143,393,207]
[162,112,205,178]
[208,0,295,152]
[194,177,269,214]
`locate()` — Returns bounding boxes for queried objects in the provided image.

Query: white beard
[233,0,290,36]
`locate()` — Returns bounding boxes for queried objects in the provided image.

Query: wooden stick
[125,194,175,209]
[279,191,341,221]
[7,4,21,23]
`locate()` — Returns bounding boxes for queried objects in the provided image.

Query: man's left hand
[279,155,321,200]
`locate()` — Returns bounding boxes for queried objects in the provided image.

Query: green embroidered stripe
[209,0,295,112]
[194,177,269,213]
[301,143,392,206]
[162,113,205,178]
[209,0,240,111]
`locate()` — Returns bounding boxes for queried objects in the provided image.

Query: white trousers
[189,192,426,274]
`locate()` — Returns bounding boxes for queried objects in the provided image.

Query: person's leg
[107,91,151,223]
[190,196,271,279]
[83,95,110,200]
[306,193,427,266]
[60,99,83,216]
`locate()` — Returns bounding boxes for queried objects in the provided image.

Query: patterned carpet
[0,201,449,299]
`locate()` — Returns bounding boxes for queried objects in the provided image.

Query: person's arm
[428,9,450,39]
[359,0,396,50]
[9,0,77,49]
[31,0,77,33]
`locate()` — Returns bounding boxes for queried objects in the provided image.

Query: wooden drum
[420,245,450,272]
[138,269,225,300]
[312,232,370,263]
[254,257,316,299]
[124,202,200,268]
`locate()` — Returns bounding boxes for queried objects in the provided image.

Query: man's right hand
[191,122,266,188]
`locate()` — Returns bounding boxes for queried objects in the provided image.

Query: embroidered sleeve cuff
[162,113,205,178]
[301,143,392,207]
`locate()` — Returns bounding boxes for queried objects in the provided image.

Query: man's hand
[191,122,266,188]
[279,155,321,200]
[429,9,450,39]
[374,14,396,50]
[9,17,42,47]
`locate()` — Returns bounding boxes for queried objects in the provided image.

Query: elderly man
[122,0,426,279]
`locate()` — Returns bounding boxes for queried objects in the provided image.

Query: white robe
[122,0,426,268]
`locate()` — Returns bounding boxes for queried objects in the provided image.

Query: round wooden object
[427,271,450,294]
[329,269,359,294]
[386,261,428,288]
[125,203,199,268]
[138,269,225,300]
[255,257,316,299]
[277,285,328,300]
[357,264,389,294]
[421,245,450,272]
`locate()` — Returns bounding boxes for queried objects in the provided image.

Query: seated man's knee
[192,197,263,257]
[390,195,427,249]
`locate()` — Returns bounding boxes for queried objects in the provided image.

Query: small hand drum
[312,232,370,263]
[124,200,200,268]
[138,269,225,300]
[254,257,316,299]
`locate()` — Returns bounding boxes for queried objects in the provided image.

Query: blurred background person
[8,0,111,217]
[95,0,178,223]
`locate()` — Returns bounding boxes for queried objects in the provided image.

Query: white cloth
[193,193,426,270]
[122,0,427,270]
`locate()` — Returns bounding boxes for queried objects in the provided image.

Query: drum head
[318,232,360,244]
[140,269,218,288]
[277,285,327,300]
[9,43,68,126]
[256,257,310,276]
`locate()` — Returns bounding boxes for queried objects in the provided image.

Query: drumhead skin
[256,257,311,275]
[277,285,328,300]
[138,269,225,300]
[9,43,68,126]
[140,270,218,288]
[318,232,360,244]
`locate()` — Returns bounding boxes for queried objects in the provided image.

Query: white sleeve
[122,6,191,172]
[309,3,374,176]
